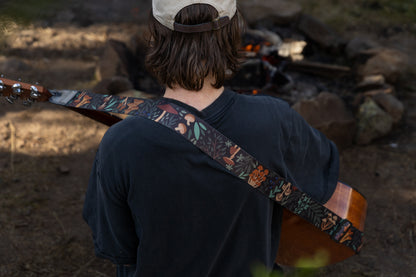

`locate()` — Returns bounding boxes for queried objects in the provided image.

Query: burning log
[285,60,351,78]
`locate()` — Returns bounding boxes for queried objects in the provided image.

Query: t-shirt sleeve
[83,145,139,265]
[283,106,339,204]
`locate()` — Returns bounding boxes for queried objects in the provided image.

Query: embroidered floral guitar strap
[50,90,364,254]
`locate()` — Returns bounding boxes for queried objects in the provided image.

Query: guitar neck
[66,107,122,127]
[0,77,122,126]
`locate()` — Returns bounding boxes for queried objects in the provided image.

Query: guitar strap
[49,89,364,254]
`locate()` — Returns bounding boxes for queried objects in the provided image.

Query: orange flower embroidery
[248,165,269,188]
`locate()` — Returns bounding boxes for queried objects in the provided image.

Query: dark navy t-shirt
[83,89,339,276]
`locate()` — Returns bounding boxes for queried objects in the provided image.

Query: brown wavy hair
[145,4,244,91]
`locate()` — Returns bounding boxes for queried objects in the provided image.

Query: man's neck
[163,81,224,111]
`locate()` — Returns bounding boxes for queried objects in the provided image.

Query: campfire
[226,28,354,103]
[95,11,407,149]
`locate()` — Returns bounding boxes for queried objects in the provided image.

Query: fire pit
[94,8,407,149]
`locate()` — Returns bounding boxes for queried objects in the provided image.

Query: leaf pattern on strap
[66,91,364,253]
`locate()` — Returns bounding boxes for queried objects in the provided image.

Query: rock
[106,76,134,94]
[406,94,416,130]
[355,98,394,145]
[355,75,386,92]
[239,0,302,26]
[372,93,404,124]
[287,81,319,104]
[244,29,283,56]
[354,75,396,99]
[345,37,380,59]
[96,41,126,81]
[93,76,134,95]
[359,48,409,83]
[292,92,356,149]
[296,14,342,49]
[95,38,152,93]
[96,40,134,81]
[362,85,395,97]
[57,165,70,175]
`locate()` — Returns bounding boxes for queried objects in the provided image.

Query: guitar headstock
[0,77,52,106]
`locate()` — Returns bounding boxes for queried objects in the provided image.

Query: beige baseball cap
[152,0,237,33]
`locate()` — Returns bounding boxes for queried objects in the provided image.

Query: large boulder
[239,0,303,26]
[372,93,404,124]
[292,92,356,149]
[296,14,342,49]
[358,48,409,83]
[92,76,133,95]
[345,37,380,59]
[355,98,394,145]
[96,41,127,81]
[96,39,140,88]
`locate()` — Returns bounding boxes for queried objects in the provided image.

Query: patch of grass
[297,0,416,32]
[0,0,65,31]
[251,251,328,277]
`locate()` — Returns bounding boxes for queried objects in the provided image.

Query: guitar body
[276,182,367,266]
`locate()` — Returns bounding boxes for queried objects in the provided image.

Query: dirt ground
[0,15,416,277]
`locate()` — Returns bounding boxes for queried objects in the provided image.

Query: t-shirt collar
[161,89,235,125]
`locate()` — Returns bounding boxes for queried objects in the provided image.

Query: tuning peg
[6,83,22,103]
[4,83,21,104]
[5,96,14,104]
[22,100,32,107]
[30,85,40,99]
[0,80,4,92]
[12,83,22,96]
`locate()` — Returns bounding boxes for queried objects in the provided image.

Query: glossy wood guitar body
[276,182,367,267]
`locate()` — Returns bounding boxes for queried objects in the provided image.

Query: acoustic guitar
[277,181,367,266]
[0,77,367,267]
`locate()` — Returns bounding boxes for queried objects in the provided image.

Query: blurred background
[0,0,415,276]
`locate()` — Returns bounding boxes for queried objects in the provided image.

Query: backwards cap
[152,0,237,33]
